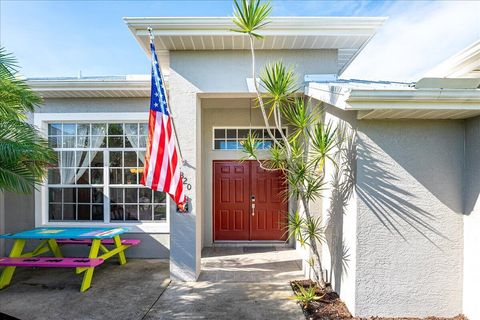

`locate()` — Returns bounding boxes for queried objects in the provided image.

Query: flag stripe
[141,39,186,206]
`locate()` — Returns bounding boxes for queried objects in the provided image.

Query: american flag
[141,37,186,206]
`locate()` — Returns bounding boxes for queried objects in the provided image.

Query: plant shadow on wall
[355,136,449,248]
[325,122,355,294]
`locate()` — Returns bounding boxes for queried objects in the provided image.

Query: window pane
[91,124,106,135]
[139,188,152,203]
[60,169,75,184]
[275,129,282,138]
[78,188,91,203]
[77,124,90,135]
[49,188,62,202]
[108,136,124,148]
[125,123,138,135]
[92,205,103,220]
[91,169,104,184]
[108,123,123,135]
[110,169,123,184]
[238,129,249,138]
[76,151,88,166]
[154,205,166,221]
[63,204,76,220]
[214,140,224,150]
[93,188,104,203]
[125,205,138,220]
[61,151,75,167]
[49,204,62,220]
[110,205,124,221]
[124,151,137,167]
[91,135,106,148]
[63,136,75,148]
[63,188,76,202]
[139,136,147,148]
[154,191,166,204]
[63,124,76,135]
[48,124,62,136]
[139,123,148,135]
[226,129,236,138]
[109,151,122,167]
[214,129,225,139]
[78,205,90,220]
[251,129,262,138]
[124,169,137,184]
[125,188,137,203]
[77,136,89,148]
[226,140,239,149]
[90,151,103,167]
[139,205,152,220]
[110,188,123,204]
[48,136,62,148]
[48,169,60,184]
[76,170,90,184]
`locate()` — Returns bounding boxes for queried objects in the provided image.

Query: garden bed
[290,280,467,320]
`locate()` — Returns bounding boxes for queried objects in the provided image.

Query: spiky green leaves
[231,0,272,39]
[0,47,56,193]
[260,61,297,112]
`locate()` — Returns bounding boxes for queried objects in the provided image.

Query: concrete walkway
[144,246,305,320]
[0,247,304,320]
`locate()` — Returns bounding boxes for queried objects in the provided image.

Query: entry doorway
[213,160,288,241]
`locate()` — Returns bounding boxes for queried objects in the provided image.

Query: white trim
[33,112,170,233]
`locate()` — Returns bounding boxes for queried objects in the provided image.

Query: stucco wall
[463,116,480,320]
[170,49,337,93]
[355,119,464,317]
[321,105,358,314]
[0,97,170,258]
[36,97,148,113]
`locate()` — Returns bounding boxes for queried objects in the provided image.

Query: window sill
[36,221,170,234]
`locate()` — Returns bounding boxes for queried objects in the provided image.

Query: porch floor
[0,247,304,320]
[143,246,304,320]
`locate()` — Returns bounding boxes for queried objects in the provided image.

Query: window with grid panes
[47,122,167,223]
[213,128,287,150]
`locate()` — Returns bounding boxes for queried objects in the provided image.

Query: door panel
[213,160,288,241]
[250,162,288,240]
[214,161,250,240]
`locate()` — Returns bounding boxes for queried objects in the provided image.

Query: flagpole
[147,27,185,164]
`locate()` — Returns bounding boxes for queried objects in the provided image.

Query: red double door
[213,160,288,241]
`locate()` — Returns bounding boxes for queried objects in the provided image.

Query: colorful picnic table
[0,227,140,292]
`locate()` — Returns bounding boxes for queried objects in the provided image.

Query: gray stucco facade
[320,103,477,317]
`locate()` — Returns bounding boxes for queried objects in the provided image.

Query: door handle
[251,195,255,216]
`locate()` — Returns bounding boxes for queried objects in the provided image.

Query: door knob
[251,203,255,216]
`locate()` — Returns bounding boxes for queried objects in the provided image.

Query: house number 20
[180,172,192,190]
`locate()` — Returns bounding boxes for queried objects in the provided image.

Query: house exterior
[1,16,479,318]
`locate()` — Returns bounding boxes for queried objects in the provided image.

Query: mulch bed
[290,280,467,320]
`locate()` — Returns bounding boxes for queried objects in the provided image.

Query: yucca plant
[0,47,56,193]
[291,285,323,305]
[232,0,342,288]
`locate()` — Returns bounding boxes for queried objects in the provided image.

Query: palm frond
[231,0,272,39]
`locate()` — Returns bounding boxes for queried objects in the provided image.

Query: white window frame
[34,112,170,233]
[212,126,288,151]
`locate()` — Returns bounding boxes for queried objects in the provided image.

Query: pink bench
[0,257,104,268]
[56,239,141,246]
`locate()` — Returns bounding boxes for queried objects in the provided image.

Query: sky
[1,0,479,82]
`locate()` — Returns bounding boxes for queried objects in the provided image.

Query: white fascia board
[305,83,352,110]
[306,82,480,111]
[124,16,387,36]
